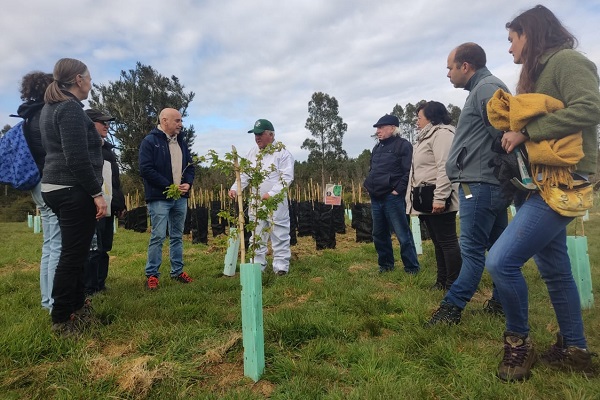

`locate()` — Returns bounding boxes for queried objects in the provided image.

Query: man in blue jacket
[139,108,195,290]
[364,114,420,274]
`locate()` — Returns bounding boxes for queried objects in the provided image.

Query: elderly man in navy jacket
[139,108,195,290]
[364,114,420,274]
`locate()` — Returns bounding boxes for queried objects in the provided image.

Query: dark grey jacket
[39,92,103,196]
[445,67,509,184]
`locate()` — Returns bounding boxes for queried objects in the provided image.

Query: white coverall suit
[230,141,295,273]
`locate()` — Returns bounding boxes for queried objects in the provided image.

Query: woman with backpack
[17,71,59,313]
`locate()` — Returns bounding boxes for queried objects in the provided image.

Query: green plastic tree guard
[240,262,265,381]
[411,216,422,255]
[33,215,41,234]
[566,235,594,310]
[27,214,33,228]
[223,229,240,276]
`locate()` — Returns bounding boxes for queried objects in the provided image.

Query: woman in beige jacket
[407,101,460,290]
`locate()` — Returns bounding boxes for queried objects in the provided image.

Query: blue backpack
[0,121,40,190]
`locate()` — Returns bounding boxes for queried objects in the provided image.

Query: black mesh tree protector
[296,200,314,237]
[289,200,298,246]
[312,202,336,250]
[183,208,192,234]
[191,206,209,244]
[332,200,346,234]
[351,203,373,243]
[210,200,227,237]
[124,206,148,233]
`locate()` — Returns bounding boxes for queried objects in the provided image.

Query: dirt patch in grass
[116,356,176,399]
[0,259,37,276]
[200,361,276,397]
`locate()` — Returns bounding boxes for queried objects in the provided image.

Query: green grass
[1,208,600,399]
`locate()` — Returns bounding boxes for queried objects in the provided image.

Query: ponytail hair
[44,58,89,104]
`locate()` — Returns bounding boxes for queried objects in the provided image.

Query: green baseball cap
[248,119,274,134]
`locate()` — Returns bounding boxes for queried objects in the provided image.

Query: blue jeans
[371,193,420,272]
[31,183,61,311]
[145,199,187,278]
[443,183,508,309]
[486,193,586,347]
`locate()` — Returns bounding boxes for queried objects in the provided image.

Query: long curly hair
[506,5,577,94]
[19,71,53,102]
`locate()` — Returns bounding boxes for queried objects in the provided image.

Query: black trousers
[419,211,462,288]
[84,216,114,295]
[43,186,97,323]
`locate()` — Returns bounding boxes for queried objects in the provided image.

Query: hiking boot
[172,272,193,283]
[426,301,462,326]
[539,333,597,374]
[497,332,536,382]
[483,297,505,317]
[146,275,159,290]
[51,313,85,338]
[430,282,446,291]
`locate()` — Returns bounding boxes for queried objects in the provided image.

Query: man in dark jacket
[83,109,126,296]
[139,108,195,290]
[364,114,420,274]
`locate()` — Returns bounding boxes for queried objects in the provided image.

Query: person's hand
[178,183,190,195]
[94,196,108,220]
[117,209,127,219]
[228,189,237,199]
[431,202,446,214]
[501,130,528,153]
[262,193,271,200]
[391,190,398,195]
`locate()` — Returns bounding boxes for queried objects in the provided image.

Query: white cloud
[2,0,599,161]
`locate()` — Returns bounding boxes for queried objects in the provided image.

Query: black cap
[85,109,115,122]
[373,114,399,127]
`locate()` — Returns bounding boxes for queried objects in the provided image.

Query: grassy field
[0,208,599,399]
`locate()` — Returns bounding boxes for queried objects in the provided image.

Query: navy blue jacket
[139,128,195,202]
[364,135,413,199]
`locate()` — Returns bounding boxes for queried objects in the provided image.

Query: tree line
[2,62,463,206]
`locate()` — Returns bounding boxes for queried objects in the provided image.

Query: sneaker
[172,272,193,283]
[483,297,505,316]
[426,301,462,326]
[497,332,536,382]
[146,275,159,290]
[539,333,597,374]
[276,270,288,276]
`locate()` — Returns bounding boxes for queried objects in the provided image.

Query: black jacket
[39,92,103,196]
[363,135,413,199]
[17,100,46,175]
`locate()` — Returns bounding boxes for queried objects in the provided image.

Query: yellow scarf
[486,89,583,191]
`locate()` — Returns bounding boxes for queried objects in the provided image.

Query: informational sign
[324,184,342,206]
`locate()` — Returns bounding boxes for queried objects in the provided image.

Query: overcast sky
[2,0,599,161]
